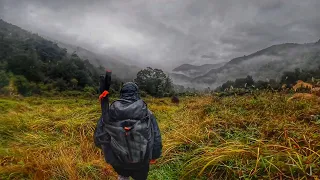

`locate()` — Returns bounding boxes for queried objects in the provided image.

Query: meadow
[0,92,320,179]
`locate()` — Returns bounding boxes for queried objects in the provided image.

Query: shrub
[0,70,9,89]
[14,75,31,96]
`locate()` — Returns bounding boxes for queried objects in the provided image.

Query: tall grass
[159,93,320,179]
[0,97,116,179]
[1,92,320,179]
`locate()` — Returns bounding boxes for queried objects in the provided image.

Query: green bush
[0,71,9,89]
[29,82,41,95]
[0,86,11,95]
[14,75,31,96]
[54,78,68,91]
[83,86,96,95]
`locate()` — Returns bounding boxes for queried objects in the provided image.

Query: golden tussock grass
[1,93,320,179]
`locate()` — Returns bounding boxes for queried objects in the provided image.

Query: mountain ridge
[172,40,320,88]
[0,19,141,81]
[54,41,141,81]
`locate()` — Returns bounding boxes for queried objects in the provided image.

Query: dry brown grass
[293,80,313,92]
[1,93,320,179]
[0,98,116,180]
[287,93,319,102]
[311,87,320,97]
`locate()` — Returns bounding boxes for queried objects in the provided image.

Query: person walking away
[97,82,162,180]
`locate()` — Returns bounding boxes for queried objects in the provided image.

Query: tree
[76,70,92,87]
[7,54,44,82]
[70,78,78,89]
[135,67,173,97]
[255,80,269,89]
[281,68,301,85]
[54,78,67,91]
[234,75,254,88]
[164,76,174,96]
[0,70,9,89]
[14,75,31,96]
[268,79,280,90]
[221,80,235,90]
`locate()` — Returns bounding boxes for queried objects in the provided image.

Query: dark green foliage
[70,78,78,89]
[268,79,280,90]
[234,76,254,88]
[14,75,31,96]
[0,19,116,96]
[173,84,197,95]
[219,76,254,91]
[54,78,68,92]
[135,67,173,97]
[7,53,44,82]
[255,80,269,89]
[281,68,320,85]
[221,80,235,90]
[0,70,9,88]
[83,86,97,96]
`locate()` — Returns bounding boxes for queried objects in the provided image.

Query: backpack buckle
[124,127,131,136]
[124,127,131,131]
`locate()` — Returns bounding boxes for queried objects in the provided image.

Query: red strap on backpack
[99,90,109,101]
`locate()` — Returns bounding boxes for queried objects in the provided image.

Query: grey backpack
[105,99,154,165]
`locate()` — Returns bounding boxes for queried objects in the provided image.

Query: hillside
[1,93,320,179]
[0,19,129,95]
[194,42,320,86]
[55,41,140,81]
[0,19,104,92]
[169,73,192,85]
[0,19,139,85]
[172,63,224,78]
[173,41,320,88]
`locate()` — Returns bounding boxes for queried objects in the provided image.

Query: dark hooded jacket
[97,82,162,167]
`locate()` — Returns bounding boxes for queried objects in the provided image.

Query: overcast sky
[1,0,320,70]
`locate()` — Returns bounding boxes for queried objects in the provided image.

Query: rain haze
[1,0,320,70]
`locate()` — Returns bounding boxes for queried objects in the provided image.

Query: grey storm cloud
[1,0,320,70]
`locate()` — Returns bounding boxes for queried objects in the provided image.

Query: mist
[1,0,320,70]
[188,42,320,89]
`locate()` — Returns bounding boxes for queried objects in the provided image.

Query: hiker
[96,82,162,180]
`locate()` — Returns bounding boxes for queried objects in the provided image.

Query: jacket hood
[120,82,140,101]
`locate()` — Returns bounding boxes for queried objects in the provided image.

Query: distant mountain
[173,64,197,72]
[172,63,224,78]
[172,41,320,88]
[192,42,320,87]
[170,72,192,82]
[55,42,140,81]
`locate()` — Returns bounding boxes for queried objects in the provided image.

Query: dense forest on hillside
[0,19,179,97]
[0,19,126,96]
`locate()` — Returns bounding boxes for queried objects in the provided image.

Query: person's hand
[150,159,156,164]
